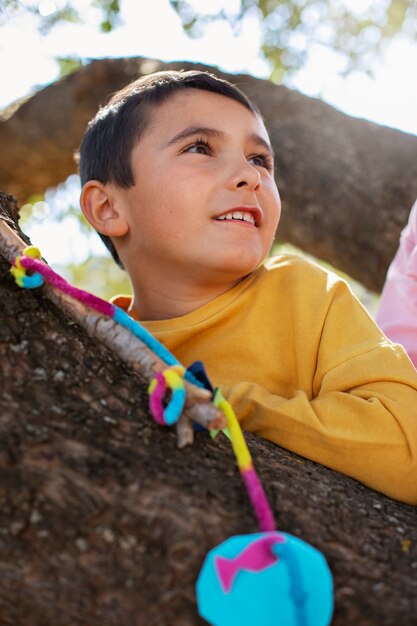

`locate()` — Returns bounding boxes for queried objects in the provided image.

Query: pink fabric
[377,200,417,367]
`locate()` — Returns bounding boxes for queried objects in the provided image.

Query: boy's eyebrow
[165,125,274,156]
[248,132,275,158]
[165,125,225,146]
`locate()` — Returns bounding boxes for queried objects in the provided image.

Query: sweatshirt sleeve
[222,276,417,505]
[377,199,417,367]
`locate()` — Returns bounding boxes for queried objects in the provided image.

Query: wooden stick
[0,217,226,444]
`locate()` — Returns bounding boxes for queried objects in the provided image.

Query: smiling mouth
[215,210,257,226]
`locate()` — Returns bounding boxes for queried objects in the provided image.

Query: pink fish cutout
[215,533,285,593]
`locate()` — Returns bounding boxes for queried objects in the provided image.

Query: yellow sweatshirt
[113,254,417,504]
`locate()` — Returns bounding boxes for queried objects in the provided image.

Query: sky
[1,0,417,266]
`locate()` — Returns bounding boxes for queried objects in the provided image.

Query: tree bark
[1,57,417,291]
[0,192,417,626]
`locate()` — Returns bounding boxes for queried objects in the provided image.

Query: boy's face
[115,88,281,287]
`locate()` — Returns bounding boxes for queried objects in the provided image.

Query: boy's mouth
[215,208,261,227]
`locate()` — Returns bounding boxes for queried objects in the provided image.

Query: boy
[78,70,417,505]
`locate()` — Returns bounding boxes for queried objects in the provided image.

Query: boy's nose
[228,161,261,192]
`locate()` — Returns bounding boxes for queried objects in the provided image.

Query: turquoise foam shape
[196,531,333,626]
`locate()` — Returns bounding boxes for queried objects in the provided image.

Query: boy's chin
[208,256,265,281]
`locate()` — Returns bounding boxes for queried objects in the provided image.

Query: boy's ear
[80,180,129,238]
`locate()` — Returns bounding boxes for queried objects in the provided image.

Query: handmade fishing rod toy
[10,245,334,626]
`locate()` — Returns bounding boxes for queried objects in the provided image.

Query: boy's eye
[184,139,212,155]
[249,154,273,171]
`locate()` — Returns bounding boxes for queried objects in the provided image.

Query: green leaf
[56,56,83,78]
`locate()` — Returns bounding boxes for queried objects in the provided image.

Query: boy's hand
[176,401,226,448]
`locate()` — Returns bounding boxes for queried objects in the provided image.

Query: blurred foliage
[95,0,121,32]
[0,0,81,31]
[58,254,132,300]
[170,0,414,81]
[56,55,83,77]
[19,176,88,231]
[0,0,120,35]
[1,1,414,81]
[0,1,120,78]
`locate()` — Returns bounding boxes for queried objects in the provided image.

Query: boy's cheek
[269,199,281,227]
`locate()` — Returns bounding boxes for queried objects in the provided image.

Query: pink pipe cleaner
[241,468,276,533]
[20,256,115,317]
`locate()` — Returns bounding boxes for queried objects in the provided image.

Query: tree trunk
[1,57,417,291]
[0,192,416,626]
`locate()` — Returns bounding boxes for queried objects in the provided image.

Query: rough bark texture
[1,192,417,625]
[1,57,417,291]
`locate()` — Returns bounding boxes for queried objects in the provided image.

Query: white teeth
[242,213,254,224]
[217,211,255,225]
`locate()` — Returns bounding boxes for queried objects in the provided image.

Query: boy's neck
[129,276,246,321]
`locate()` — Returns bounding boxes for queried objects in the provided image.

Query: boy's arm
[223,371,417,505]
[221,278,417,505]
[377,199,417,366]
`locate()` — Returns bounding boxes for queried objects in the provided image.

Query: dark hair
[77,70,259,267]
